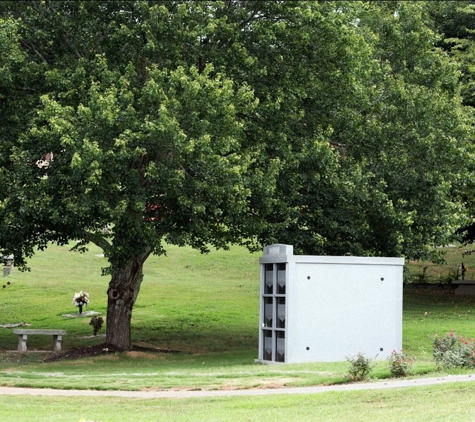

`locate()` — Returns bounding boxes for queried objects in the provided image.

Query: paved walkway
[1,374,475,399]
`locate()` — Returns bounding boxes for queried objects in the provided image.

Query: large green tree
[427,1,475,107]
[426,1,475,242]
[0,1,472,349]
[253,1,474,260]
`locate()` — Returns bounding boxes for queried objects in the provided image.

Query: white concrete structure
[258,244,404,363]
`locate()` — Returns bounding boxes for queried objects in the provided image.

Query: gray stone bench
[12,329,67,352]
[452,280,475,295]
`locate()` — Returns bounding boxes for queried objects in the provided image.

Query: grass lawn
[1,382,475,421]
[2,243,475,414]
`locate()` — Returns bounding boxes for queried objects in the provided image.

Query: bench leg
[17,334,27,352]
[52,335,62,352]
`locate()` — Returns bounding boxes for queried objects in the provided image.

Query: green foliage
[427,1,475,107]
[345,352,374,382]
[426,1,475,243]
[255,2,474,260]
[433,332,475,370]
[413,266,431,284]
[0,0,471,265]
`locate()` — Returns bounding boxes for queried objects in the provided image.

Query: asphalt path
[1,374,475,399]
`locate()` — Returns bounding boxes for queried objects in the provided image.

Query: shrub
[432,332,475,369]
[388,350,413,377]
[89,316,104,336]
[346,352,374,382]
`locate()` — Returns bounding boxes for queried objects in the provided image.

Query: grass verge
[1,382,475,421]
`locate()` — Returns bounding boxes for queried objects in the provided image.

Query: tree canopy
[425,1,475,242]
[0,1,473,349]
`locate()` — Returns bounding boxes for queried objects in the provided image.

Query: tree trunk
[105,249,151,349]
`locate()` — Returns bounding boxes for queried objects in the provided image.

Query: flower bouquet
[72,291,89,314]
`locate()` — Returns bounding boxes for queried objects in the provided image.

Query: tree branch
[82,230,112,255]
[62,34,82,59]
[20,39,48,65]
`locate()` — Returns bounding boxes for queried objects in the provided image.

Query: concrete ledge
[404,284,455,291]
[62,311,100,318]
[451,280,475,295]
[12,329,66,336]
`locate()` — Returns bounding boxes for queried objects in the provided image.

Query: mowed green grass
[2,383,475,421]
[1,243,475,394]
[0,243,260,353]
